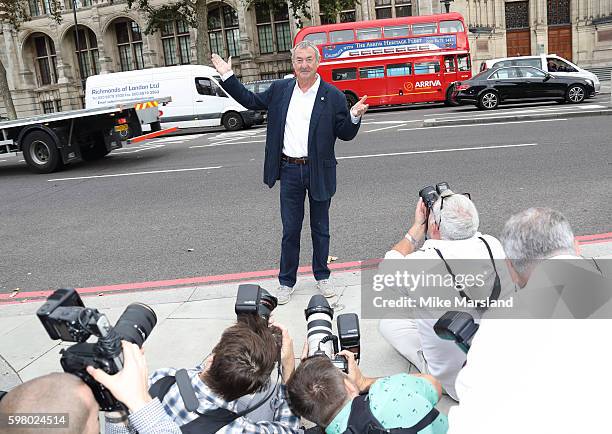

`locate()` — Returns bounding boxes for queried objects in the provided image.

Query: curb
[423,108,612,127]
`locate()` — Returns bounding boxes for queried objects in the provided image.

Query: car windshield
[470,70,490,80]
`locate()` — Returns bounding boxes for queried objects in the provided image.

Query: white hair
[291,40,321,63]
[501,207,575,276]
[431,192,479,240]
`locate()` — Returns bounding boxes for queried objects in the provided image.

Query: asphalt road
[1,98,611,293]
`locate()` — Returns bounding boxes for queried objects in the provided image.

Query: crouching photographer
[287,295,448,434]
[104,284,299,434]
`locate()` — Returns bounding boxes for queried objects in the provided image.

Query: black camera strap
[148,364,281,434]
[343,393,440,434]
[433,236,501,303]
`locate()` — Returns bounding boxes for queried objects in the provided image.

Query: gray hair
[432,192,479,240]
[291,40,321,63]
[501,207,575,276]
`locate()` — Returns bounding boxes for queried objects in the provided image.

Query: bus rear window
[384,26,410,37]
[332,68,357,81]
[359,66,385,79]
[414,61,440,74]
[304,32,327,45]
[357,28,382,40]
[458,54,471,71]
[412,23,438,35]
[440,20,464,33]
[330,30,354,43]
[387,63,412,76]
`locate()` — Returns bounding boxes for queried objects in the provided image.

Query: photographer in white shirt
[379,191,512,400]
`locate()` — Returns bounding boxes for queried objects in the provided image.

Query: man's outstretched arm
[211,54,274,111]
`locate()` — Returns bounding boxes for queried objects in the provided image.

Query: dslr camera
[434,311,479,353]
[37,288,157,411]
[304,295,360,373]
[419,182,450,211]
[234,284,278,323]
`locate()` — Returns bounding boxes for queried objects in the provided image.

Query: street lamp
[440,0,454,13]
[72,0,86,92]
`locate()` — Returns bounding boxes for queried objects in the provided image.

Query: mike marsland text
[372,296,514,309]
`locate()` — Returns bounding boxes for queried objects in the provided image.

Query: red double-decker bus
[294,13,472,107]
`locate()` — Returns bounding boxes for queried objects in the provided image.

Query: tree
[127,0,311,65]
[0,0,61,120]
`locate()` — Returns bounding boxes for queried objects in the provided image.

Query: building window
[547,0,570,25]
[115,20,144,71]
[33,34,58,86]
[374,0,411,19]
[505,1,530,29]
[67,0,93,9]
[162,20,191,66]
[209,4,240,58]
[319,0,358,24]
[255,2,291,55]
[41,101,55,113]
[28,0,54,17]
[73,26,100,79]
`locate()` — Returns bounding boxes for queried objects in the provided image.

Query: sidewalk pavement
[1,241,610,417]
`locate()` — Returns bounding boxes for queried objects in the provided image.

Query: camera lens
[304,295,335,358]
[258,290,278,321]
[419,185,438,210]
[113,303,157,347]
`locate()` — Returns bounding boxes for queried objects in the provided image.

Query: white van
[85,65,264,131]
[479,54,600,93]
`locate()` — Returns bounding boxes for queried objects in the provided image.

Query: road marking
[364,123,409,133]
[48,166,223,182]
[191,140,265,148]
[113,144,165,154]
[337,143,537,160]
[428,104,605,120]
[398,118,567,131]
[361,120,419,125]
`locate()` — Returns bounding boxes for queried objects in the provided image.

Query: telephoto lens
[113,303,157,347]
[304,295,335,358]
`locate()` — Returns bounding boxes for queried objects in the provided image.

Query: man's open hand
[350,95,369,118]
[211,53,232,75]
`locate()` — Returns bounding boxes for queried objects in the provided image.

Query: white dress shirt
[282,75,321,158]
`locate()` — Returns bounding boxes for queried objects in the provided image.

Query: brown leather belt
[281,154,308,165]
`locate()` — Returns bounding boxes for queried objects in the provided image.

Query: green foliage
[126,0,312,33]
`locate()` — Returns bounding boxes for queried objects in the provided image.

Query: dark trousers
[279,160,331,288]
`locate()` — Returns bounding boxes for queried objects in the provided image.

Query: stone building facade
[1,0,611,117]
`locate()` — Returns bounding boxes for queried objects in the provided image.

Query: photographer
[447,208,612,434]
[0,372,100,434]
[286,348,448,433]
[378,191,511,400]
[95,315,299,434]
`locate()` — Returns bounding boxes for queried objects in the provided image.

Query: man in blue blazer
[212,40,368,304]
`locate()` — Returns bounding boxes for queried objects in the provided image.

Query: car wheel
[566,85,586,104]
[478,91,499,110]
[21,130,63,173]
[444,85,459,106]
[81,138,110,161]
[222,112,244,131]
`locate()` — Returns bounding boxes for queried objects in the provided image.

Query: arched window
[32,33,58,85]
[255,2,291,54]
[114,19,144,71]
[208,4,240,58]
[73,26,100,79]
[161,20,191,66]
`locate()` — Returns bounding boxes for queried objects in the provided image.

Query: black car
[453,66,596,110]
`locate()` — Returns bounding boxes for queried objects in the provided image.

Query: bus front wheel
[345,92,358,110]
